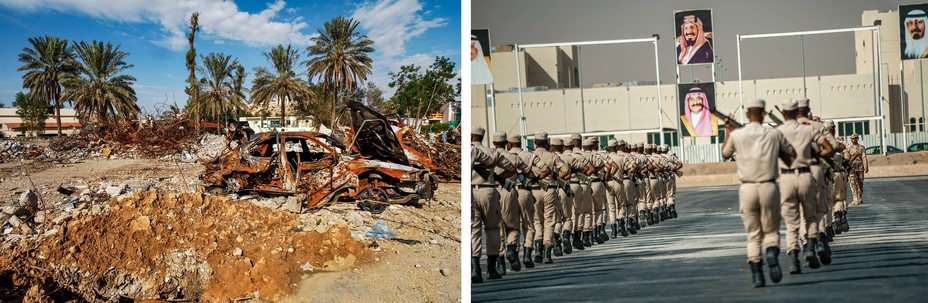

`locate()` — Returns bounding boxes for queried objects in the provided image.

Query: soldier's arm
[817,137,834,157]
[863,153,869,173]
[556,158,571,179]
[496,154,517,179]
[472,147,494,167]
[778,132,797,165]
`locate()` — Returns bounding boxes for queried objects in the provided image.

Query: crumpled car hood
[343,101,410,166]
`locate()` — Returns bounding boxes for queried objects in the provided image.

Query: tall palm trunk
[55,98,61,135]
[331,81,338,129]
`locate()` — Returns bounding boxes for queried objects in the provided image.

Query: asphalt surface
[472,175,928,302]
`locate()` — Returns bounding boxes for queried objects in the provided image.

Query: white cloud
[0,0,315,50]
[350,0,448,97]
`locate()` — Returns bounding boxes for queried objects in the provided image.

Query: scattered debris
[366,220,396,239]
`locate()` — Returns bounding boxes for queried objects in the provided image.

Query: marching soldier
[845,134,868,207]
[796,99,840,265]
[605,139,632,237]
[550,138,574,255]
[633,143,652,227]
[620,141,641,233]
[492,132,530,274]
[777,99,833,274]
[569,134,595,247]
[827,124,851,234]
[645,144,663,224]
[584,138,609,244]
[532,132,571,264]
[471,127,516,283]
[721,98,796,287]
[662,145,683,218]
[563,138,586,250]
[508,134,552,268]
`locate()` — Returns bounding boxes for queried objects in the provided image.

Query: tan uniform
[513,147,542,249]
[570,147,593,232]
[649,153,668,209]
[472,143,515,257]
[619,151,639,220]
[777,120,827,251]
[832,150,849,213]
[799,118,839,231]
[497,147,529,251]
[845,143,865,204]
[533,147,569,246]
[588,150,608,227]
[556,151,575,234]
[605,151,628,224]
[635,152,651,213]
[665,153,682,206]
[722,122,793,262]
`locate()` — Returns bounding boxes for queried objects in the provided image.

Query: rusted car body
[396,127,461,181]
[201,101,436,213]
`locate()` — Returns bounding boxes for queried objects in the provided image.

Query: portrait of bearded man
[901,6,928,60]
[675,10,715,65]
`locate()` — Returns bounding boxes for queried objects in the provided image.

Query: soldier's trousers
[739,182,781,263]
[779,173,819,252]
[833,172,848,213]
[606,179,624,223]
[848,170,864,203]
[472,186,501,257]
[624,179,638,219]
[532,187,559,246]
[591,181,607,226]
[667,176,677,206]
[517,188,536,248]
[555,188,571,235]
[579,184,593,232]
[498,186,520,254]
[648,177,660,209]
[568,183,583,232]
[811,166,830,226]
[637,177,649,211]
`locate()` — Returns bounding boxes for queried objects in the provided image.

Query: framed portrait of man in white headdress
[674,9,715,65]
[678,82,718,137]
[900,3,928,60]
[471,29,494,84]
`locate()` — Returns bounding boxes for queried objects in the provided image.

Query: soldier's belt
[780,167,812,174]
[741,179,776,184]
[472,184,496,188]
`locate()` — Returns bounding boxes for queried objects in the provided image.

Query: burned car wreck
[201,101,436,214]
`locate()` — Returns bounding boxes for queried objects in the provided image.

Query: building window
[647,132,679,147]
[710,125,726,144]
[837,121,870,137]
[526,139,535,150]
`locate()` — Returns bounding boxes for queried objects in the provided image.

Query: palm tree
[230,64,248,120]
[305,16,374,128]
[61,40,139,122]
[197,53,246,128]
[17,35,77,135]
[251,44,312,129]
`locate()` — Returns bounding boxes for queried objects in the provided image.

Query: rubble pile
[0,138,46,163]
[97,118,200,157]
[0,190,372,302]
[398,127,462,181]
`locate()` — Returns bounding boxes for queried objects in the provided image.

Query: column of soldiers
[721,98,860,288]
[470,126,684,283]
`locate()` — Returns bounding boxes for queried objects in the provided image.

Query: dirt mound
[0,190,372,302]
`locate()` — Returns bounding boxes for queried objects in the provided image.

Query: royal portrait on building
[674,9,715,65]
[678,82,718,137]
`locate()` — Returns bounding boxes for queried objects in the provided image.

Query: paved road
[472,175,928,302]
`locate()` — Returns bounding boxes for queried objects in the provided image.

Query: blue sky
[0,0,460,113]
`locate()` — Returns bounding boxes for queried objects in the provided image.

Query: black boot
[817,233,832,265]
[533,240,544,263]
[543,245,554,264]
[562,231,573,254]
[765,247,782,284]
[572,231,585,251]
[553,233,564,257]
[497,254,506,275]
[644,210,653,226]
[611,222,618,238]
[630,217,640,232]
[670,204,678,218]
[805,237,821,269]
[596,225,607,244]
[659,207,667,221]
[523,246,535,269]
[827,224,837,240]
[788,250,801,274]
[472,257,483,284]
[487,255,502,280]
[834,212,844,235]
[841,211,850,232]
[582,231,593,247]
[619,219,629,237]
[506,244,521,272]
[749,261,766,288]
[590,227,598,246]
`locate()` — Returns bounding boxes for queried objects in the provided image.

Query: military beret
[471,126,486,136]
[851,133,859,139]
[607,139,618,147]
[616,139,627,146]
[507,134,521,143]
[781,99,798,111]
[745,98,765,109]
[535,131,548,141]
[492,132,507,143]
[570,133,582,140]
[551,138,563,145]
[582,138,593,146]
[796,97,810,108]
